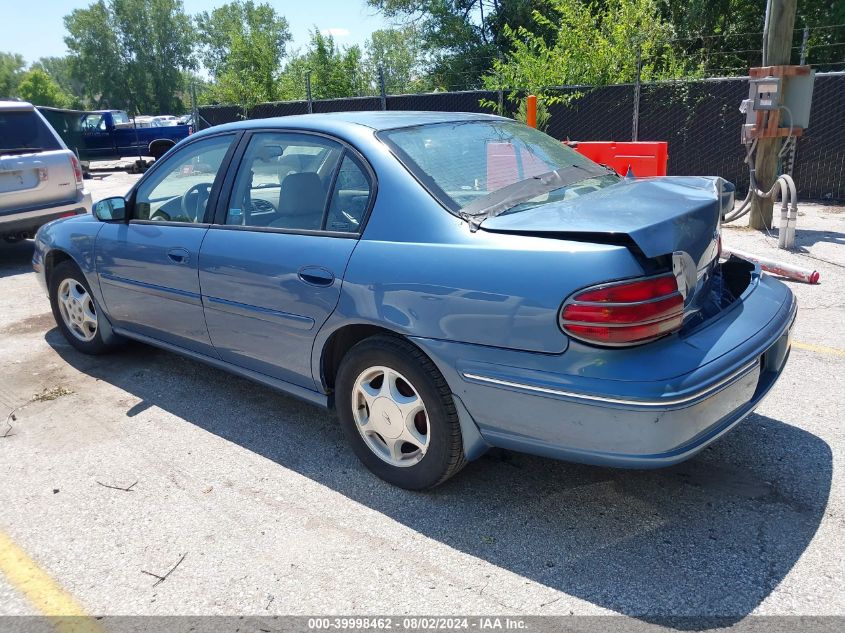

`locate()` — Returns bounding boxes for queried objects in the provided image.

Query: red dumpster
[565,141,668,177]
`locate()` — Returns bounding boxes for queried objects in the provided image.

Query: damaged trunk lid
[480,176,730,309]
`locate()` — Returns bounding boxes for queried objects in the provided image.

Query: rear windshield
[0,110,62,154]
[379,119,616,213]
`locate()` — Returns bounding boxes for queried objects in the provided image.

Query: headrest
[279,172,325,216]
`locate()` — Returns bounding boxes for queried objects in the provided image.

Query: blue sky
[0,0,390,65]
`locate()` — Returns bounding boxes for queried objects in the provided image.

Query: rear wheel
[149,142,173,161]
[49,260,117,355]
[335,335,466,489]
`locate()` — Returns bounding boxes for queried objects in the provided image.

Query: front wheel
[49,260,118,355]
[335,335,466,489]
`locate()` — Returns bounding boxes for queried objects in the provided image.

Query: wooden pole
[749,0,798,229]
[526,95,537,128]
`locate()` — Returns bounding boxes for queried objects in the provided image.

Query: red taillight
[69,154,84,188]
[560,273,684,346]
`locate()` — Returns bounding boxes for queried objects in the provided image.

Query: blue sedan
[33,112,796,489]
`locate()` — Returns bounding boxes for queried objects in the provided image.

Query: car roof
[0,100,35,112]
[201,110,509,136]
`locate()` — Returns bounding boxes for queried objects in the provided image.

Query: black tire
[49,260,116,355]
[335,335,466,490]
[149,144,172,161]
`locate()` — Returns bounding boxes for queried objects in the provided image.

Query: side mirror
[93,196,127,222]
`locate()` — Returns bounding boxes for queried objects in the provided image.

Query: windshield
[0,110,62,154]
[379,120,618,217]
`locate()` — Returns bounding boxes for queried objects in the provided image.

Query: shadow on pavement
[0,241,34,279]
[793,228,845,249]
[48,332,832,628]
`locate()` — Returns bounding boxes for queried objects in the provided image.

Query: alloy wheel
[57,278,98,342]
[351,365,430,467]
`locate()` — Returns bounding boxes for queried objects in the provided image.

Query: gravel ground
[0,170,842,626]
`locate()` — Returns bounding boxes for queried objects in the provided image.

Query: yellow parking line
[793,341,845,357]
[0,529,103,633]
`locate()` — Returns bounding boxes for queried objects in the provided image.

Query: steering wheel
[180,182,213,220]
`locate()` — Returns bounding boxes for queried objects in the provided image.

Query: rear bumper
[412,272,796,467]
[0,189,92,238]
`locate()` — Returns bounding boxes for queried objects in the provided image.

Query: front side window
[379,120,617,216]
[133,134,233,223]
[81,114,105,131]
[226,132,355,231]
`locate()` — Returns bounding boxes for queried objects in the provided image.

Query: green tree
[31,57,84,107]
[367,0,556,89]
[658,0,845,74]
[112,0,196,113]
[276,54,310,101]
[277,30,368,101]
[0,52,26,99]
[64,1,124,108]
[16,68,73,108]
[65,0,195,113]
[485,0,693,98]
[196,0,291,107]
[365,26,429,94]
[310,31,367,99]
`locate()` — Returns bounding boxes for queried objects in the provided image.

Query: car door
[96,133,238,355]
[79,113,114,159]
[199,130,375,389]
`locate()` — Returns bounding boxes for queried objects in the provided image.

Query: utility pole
[749,0,798,229]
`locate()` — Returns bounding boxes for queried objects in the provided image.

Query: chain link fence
[199,72,845,201]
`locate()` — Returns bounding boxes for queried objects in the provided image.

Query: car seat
[270,172,326,230]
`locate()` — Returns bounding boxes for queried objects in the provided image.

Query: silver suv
[0,101,92,242]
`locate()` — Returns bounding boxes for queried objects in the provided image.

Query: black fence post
[190,81,198,130]
[632,46,642,141]
[799,25,809,65]
[378,67,387,111]
[306,71,313,114]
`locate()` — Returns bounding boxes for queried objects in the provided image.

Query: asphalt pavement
[0,170,842,626]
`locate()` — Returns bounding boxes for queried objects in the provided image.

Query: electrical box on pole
[736,64,814,249]
[741,65,815,144]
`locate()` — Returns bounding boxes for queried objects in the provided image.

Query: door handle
[167,248,190,264]
[298,266,335,287]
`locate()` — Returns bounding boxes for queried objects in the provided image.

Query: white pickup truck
[0,101,91,242]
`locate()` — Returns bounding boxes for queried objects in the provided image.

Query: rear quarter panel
[338,234,645,353]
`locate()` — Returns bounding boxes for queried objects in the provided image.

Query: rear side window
[325,155,372,232]
[0,111,62,154]
[225,132,343,231]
